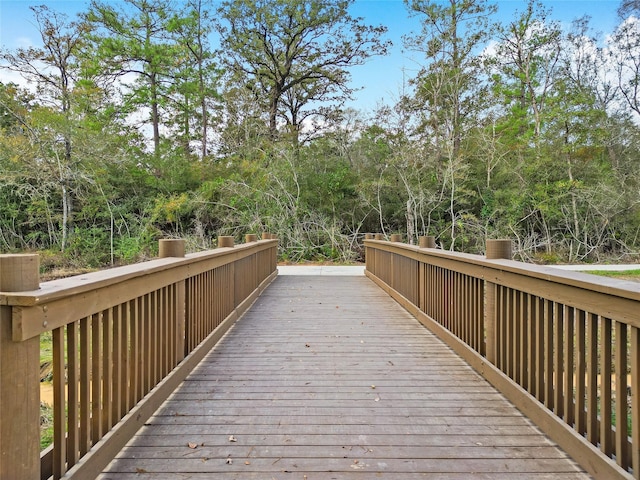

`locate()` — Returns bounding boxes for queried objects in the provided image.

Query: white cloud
[14,36,35,49]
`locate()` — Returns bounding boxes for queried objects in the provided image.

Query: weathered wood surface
[100,276,589,479]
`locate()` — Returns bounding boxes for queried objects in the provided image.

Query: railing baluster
[53,326,66,479]
[142,293,154,397]
[497,285,505,371]
[587,313,599,445]
[91,312,102,443]
[67,320,79,468]
[615,320,629,469]
[631,326,640,477]
[575,309,586,435]
[518,291,526,388]
[112,304,122,427]
[534,297,545,401]
[544,299,554,411]
[121,302,130,416]
[563,305,574,426]
[601,316,613,456]
[79,316,91,457]
[554,302,564,418]
[102,309,113,433]
[526,292,534,393]
[129,299,139,409]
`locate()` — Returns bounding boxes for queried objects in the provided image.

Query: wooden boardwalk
[100,275,590,479]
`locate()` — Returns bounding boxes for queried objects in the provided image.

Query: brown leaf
[188,442,198,449]
[136,468,148,473]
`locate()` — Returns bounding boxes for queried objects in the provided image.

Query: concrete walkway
[550,264,639,272]
[278,265,365,276]
[277,264,639,276]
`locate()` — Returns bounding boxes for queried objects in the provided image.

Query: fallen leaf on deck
[370,385,376,389]
[374,396,380,402]
[229,435,237,442]
[245,461,251,465]
[226,457,233,464]
[187,442,198,449]
[136,468,148,473]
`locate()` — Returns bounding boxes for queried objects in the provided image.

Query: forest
[1,0,640,274]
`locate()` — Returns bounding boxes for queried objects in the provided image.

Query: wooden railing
[0,235,278,480]
[365,234,640,480]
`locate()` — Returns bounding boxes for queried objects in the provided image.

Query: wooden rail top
[2,239,277,342]
[365,239,640,326]
[1,240,276,307]
[366,239,640,298]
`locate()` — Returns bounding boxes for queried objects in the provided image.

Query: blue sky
[0,0,623,112]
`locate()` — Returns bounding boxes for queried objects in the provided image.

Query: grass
[39,330,58,450]
[583,269,640,280]
[40,402,54,450]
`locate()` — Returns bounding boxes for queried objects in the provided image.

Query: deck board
[100,275,589,479]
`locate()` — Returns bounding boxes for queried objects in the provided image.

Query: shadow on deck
[100,274,588,479]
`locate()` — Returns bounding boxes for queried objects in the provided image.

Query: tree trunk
[151,72,160,155]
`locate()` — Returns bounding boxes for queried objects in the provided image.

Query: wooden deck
[100,275,590,479]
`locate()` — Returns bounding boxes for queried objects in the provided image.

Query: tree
[167,0,221,157]
[217,0,389,141]
[404,0,496,248]
[490,0,562,141]
[610,14,640,118]
[86,0,180,156]
[618,0,640,18]
[0,6,91,251]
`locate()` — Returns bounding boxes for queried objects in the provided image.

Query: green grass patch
[582,269,640,282]
[40,402,53,450]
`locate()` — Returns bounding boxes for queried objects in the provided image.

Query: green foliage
[218,0,389,139]
[1,0,640,271]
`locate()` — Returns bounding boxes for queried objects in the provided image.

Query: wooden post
[485,240,512,364]
[419,236,436,248]
[158,239,185,258]
[0,254,41,479]
[486,239,512,260]
[364,233,373,240]
[374,233,383,240]
[245,234,258,243]
[390,234,402,243]
[218,236,235,248]
[262,232,272,240]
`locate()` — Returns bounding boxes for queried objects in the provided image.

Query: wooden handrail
[0,237,278,480]
[365,237,639,480]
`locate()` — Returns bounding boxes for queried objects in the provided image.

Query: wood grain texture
[101,276,588,479]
